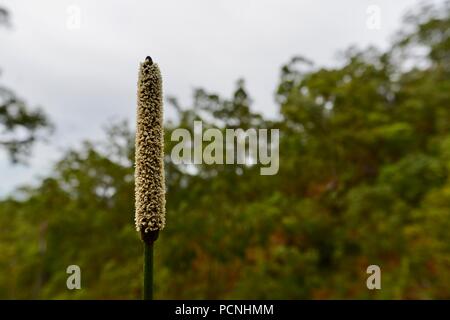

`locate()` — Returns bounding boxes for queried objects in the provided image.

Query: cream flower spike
[135,56,165,244]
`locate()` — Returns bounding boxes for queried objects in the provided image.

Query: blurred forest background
[0,2,450,299]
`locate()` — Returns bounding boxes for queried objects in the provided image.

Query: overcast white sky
[0,0,439,196]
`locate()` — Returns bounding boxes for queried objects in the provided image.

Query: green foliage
[0,87,52,163]
[0,2,449,299]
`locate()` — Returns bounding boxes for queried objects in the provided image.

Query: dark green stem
[143,242,153,300]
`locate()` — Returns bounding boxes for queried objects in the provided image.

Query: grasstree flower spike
[135,56,165,245]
